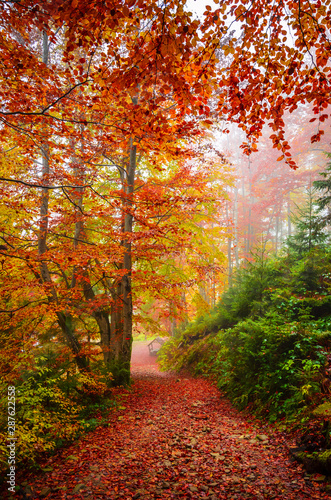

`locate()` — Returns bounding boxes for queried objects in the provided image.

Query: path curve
[13,343,330,499]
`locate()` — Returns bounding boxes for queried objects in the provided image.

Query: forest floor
[14,342,331,499]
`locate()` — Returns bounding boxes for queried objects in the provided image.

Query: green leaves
[160,234,331,423]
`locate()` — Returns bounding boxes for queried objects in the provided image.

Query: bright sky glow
[185,0,216,19]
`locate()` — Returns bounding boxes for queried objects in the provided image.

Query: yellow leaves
[256,57,267,66]
[234,5,246,17]
[222,45,235,57]
[71,0,78,8]
[66,454,79,461]
[201,119,214,129]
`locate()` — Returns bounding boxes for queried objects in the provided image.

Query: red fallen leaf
[194,413,208,420]
[14,349,330,500]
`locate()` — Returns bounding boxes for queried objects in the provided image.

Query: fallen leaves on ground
[14,353,331,499]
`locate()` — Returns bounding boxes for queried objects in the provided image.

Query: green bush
[160,240,331,424]
[214,317,329,418]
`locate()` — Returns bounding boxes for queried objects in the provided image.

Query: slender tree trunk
[226,200,232,286]
[38,32,51,284]
[247,160,252,254]
[234,182,239,267]
[70,131,113,367]
[38,31,89,372]
[275,215,279,255]
[287,194,292,237]
[118,136,136,372]
[181,291,189,324]
[241,164,246,253]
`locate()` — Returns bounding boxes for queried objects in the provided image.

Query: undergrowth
[0,356,117,477]
[159,245,331,431]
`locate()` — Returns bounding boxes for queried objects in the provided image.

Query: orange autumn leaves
[0,0,330,372]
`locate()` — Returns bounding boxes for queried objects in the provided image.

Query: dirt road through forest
[14,342,331,499]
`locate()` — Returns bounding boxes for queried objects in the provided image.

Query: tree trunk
[69,131,113,369]
[234,182,239,267]
[117,136,137,381]
[226,199,232,286]
[287,194,292,237]
[38,32,89,372]
[246,159,253,255]
[275,215,279,255]
[56,311,90,371]
[104,134,137,384]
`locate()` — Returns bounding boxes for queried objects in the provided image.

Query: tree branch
[0,177,92,190]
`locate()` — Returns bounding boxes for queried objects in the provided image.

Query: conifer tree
[287,186,327,257]
[313,155,331,226]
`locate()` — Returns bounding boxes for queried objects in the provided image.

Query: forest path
[16,342,330,499]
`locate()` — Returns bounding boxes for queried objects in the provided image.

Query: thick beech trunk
[113,136,136,382]
[82,275,112,365]
[97,135,137,385]
[56,312,90,371]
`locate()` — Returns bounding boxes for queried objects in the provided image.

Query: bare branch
[0,299,47,315]
[0,177,92,190]
[62,187,85,213]
[49,230,97,246]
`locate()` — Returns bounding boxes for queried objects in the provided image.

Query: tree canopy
[0,0,330,473]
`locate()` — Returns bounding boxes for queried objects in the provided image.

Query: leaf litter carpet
[16,343,331,499]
